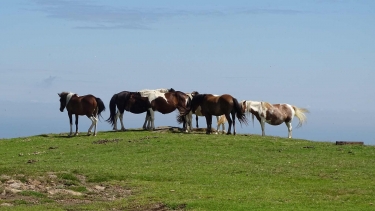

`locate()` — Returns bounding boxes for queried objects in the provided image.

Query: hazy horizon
[1,1,374,145]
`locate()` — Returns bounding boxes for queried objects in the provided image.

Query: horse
[179,93,247,135]
[138,89,191,131]
[139,88,176,129]
[240,100,309,138]
[106,91,151,131]
[58,92,105,136]
[185,92,227,134]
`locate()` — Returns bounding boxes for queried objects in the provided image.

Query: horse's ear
[58,93,61,97]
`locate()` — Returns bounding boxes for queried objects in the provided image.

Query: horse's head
[58,92,75,112]
[191,94,205,113]
[58,92,68,112]
[240,100,247,113]
[191,91,199,97]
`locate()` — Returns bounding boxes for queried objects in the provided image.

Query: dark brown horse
[58,92,105,136]
[138,89,191,131]
[179,93,247,135]
[106,91,151,131]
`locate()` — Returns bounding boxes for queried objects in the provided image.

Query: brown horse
[241,100,309,138]
[106,91,151,131]
[138,89,191,131]
[58,92,105,136]
[179,93,247,135]
[185,92,227,133]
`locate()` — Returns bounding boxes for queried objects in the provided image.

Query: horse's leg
[184,112,192,132]
[187,112,193,132]
[215,116,220,134]
[205,115,212,134]
[196,115,199,128]
[113,111,119,131]
[149,109,155,130]
[68,113,73,136]
[232,111,236,135]
[74,114,79,136]
[87,116,94,136]
[147,114,152,129]
[225,113,233,135]
[142,112,148,129]
[119,112,126,131]
[286,121,292,138]
[260,118,266,136]
[93,115,98,136]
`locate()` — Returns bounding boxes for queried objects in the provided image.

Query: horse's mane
[59,91,72,96]
[261,102,272,110]
[192,94,206,103]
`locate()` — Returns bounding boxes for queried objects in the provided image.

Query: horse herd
[58,88,309,138]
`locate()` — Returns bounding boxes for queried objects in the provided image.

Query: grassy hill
[0,128,374,210]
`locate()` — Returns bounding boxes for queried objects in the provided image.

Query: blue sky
[1,0,374,144]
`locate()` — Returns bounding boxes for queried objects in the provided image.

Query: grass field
[0,128,374,210]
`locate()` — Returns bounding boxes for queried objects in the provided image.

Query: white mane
[243,100,262,113]
[138,88,170,97]
[66,92,76,106]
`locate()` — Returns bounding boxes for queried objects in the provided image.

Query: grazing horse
[58,92,105,136]
[179,93,247,135]
[139,89,191,131]
[185,92,227,133]
[106,91,151,131]
[240,100,309,138]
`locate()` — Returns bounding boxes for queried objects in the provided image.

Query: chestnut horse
[179,93,247,135]
[58,92,105,136]
[185,92,227,133]
[139,89,191,131]
[241,100,309,138]
[106,91,151,131]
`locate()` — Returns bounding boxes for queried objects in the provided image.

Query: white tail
[293,106,309,128]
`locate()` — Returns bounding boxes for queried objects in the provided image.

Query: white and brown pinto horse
[58,92,105,136]
[179,93,247,135]
[241,100,309,138]
[139,89,191,131]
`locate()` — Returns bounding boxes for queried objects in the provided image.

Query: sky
[1,0,374,144]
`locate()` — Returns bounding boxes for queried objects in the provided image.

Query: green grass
[1,129,375,210]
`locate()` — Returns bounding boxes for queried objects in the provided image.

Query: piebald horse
[241,100,309,138]
[106,91,151,131]
[58,92,105,136]
[179,93,247,135]
[139,89,191,131]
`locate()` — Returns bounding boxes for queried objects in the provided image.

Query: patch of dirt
[0,173,131,207]
[92,138,122,144]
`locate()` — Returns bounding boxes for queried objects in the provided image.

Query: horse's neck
[246,101,261,113]
[66,93,76,106]
[155,88,170,93]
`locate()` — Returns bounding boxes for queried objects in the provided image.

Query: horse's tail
[176,93,192,124]
[292,106,309,128]
[95,97,106,120]
[217,115,227,126]
[106,94,118,126]
[233,98,248,125]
